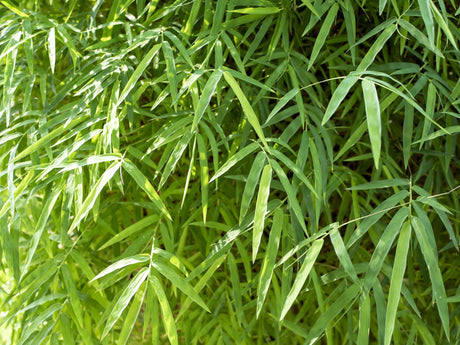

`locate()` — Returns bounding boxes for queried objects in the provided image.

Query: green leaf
[303,284,361,345]
[48,27,55,74]
[385,220,411,345]
[151,261,210,312]
[222,67,274,93]
[102,268,149,339]
[356,24,396,72]
[417,0,434,47]
[265,88,299,124]
[240,151,265,223]
[270,159,307,234]
[357,293,371,345]
[322,75,359,125]
[121,158,171,220]
[257,209,283,317]
[280,239,324,321]
[430,1,458,49]
[362,78,381,169]
[60,314,76,345]
[411,216,450,339]
[329,224,360,285]
[197,138,208,223]
[223,71,268,147]
[61,264,84,328]
[99,215,159,250]
[118,280,146,345]
[347,178,409,190]
[363,207,409,293]
[158,129,194,188]
[91,255,150,282]
[210,142,260,182]
[162,40,177,106]
[253,164,272,263]
[308,3,339,70]
[347,190,409,248]
[17,303,62,345]
[149,275,178,345]
[229,7,281,15]
[13,116,87,162]
[267,147,318,198]
[1,0,29,16]
[191,69,223,131]
[68,161,121,235]
[23,185,62,274]
[117,43,161,107]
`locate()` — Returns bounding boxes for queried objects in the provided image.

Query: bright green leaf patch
[0,1,458,344]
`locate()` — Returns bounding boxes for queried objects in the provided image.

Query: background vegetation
[0,0,459,344]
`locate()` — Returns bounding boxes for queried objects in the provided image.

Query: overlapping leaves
[0,0,459,344]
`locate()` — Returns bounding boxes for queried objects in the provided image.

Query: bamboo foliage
[0,0,459,344]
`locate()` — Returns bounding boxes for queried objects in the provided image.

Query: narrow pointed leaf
[240,152,265,223]
[308,3,339,70]
[102,268,149,339]
[385,220,411,345]
[149,276,178,345]
[91,255,149,282]
[253,164,272,263]
[412,216,450,339]
[363,207,409,293]
[362,78,381,169]
[303,284,361,345]
[280,239,323,321]
[151,261,210,312]
[223,71,268,147]
[68,161,121,235]
[117,44,161,106]
[257,209,283,317]
[122,158,171,220]
[61,264,84,328]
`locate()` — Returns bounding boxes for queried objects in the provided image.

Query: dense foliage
[1,0,459,344]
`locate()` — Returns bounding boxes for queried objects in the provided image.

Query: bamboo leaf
[363,207,409,293]
[151,261,210,312]
[417,0,435,47]
[303,284,361,345]
[329,224,360,285]
[257,209,283,317]
[253,164,272,263]
[68,161,121,235]
[362,78,381,169]
[347,178,409,190]
[210,142,260,182]
[117,44,161,106]
[118,281,146,345]
[191,69,222,131]
[412,216,450,339]
[223,71,268,147]
[347,190,409,248]
[280,239,324,321]
[240,151,265,223]
[357,293,371,345]
[322,75,359,125]
[308,3,339,70]
[48,27,55,74]
[99,215,159,250]
[149,275,178,345]
[61,264,84,328]
[122,158,171,220]
[385,220,411,345]
[102,268,149,339]
[91,255,150,282]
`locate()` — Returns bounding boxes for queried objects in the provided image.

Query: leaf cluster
[0,0,459,344]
